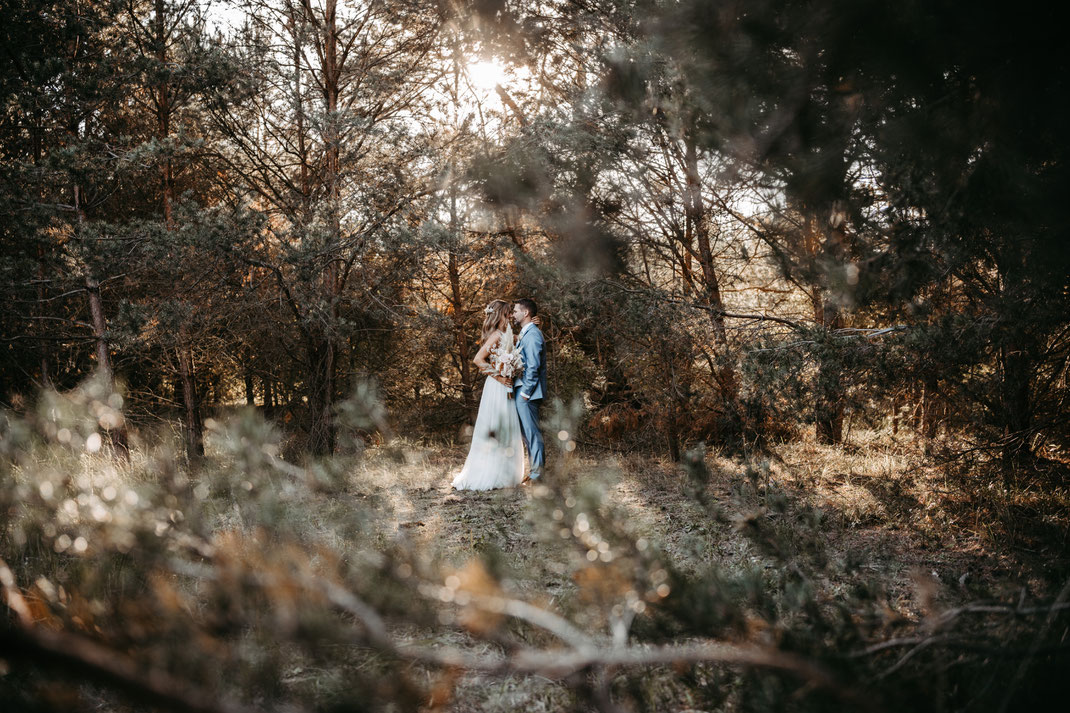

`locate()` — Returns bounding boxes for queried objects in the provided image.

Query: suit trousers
[516,396,544,477]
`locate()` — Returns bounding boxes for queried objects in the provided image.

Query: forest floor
[276,428,1070,712]
[12,415,1068,712]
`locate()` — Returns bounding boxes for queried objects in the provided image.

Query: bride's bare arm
[473,331,498,373]
[473,332,511,387]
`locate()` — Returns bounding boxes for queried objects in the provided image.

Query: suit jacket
[514,323,547,401]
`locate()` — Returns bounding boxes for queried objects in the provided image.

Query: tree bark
[290,1,310,207]
[683,133,729,349]
[84,276,129,458]
[34,117,52,388]
[814,308,845,445]
[996,240,1034,461]
[448,251,475,415]
[803,213,845,445]
[263,377,275,412]
[37,244,52,388]
[76,182,129,459]
[177,339,204,459]
[155,0,174,226]
[154,0,202,460]
[446,49,475,417]
[1000,333,1032,461]
[303,0,341,455]
[84,277,113,384]
[307,335,336,454]
[682,127,741,438]
[244,360,256,406]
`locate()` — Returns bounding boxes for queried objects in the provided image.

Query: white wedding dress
[452,329,525,491]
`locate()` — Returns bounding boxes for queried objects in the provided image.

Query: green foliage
[3,0,1070,707]
[3,377,1070,712]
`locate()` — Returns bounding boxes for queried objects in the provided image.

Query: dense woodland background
[2,1,1069,711]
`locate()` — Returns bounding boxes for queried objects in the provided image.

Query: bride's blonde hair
[481,299,512,341]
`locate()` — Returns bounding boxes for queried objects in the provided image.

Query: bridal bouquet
[492,345,524,378]
[488,326,524,397]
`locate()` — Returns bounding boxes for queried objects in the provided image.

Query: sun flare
[467,59,507,93]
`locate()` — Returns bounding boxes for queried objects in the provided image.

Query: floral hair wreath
[484,304,497,314]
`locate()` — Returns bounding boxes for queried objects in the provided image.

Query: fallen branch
[0,626,270,713]
[169,558,856,701]
[416,582,595,650]
[999,576,1070,712]
[1,556,269,713]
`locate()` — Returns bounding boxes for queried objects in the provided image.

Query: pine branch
[0,625,270,713]
[1,557,268,713]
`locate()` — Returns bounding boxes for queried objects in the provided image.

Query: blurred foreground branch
[1,558,267,713]
[0,625,269,713]
[170,559,858,700]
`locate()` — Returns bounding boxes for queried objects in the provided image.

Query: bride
[452,299,525,491]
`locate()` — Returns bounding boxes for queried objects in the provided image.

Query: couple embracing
[452,298,546,491]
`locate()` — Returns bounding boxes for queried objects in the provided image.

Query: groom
[512,298,546,482]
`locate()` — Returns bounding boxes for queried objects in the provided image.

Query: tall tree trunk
[448,249,475,415]
[303,0,340,455]
[290,2,310,206]
[922,378,941,440]
[263,377,275,412]
[36,244,52,388]
[812,301,845,444]
[683,128,741,438]
[307,335,335,454]
[177,339,204,459]
[1000,333,1032,461]
[75,180,129,459]
[445,48,475,417]
[33,118,52,388]
[244,359,256,406]
[154,0,202,460]
[445,146,475,417]
[84,277,112,385]
[803,86,857,446]
[996,242,1033,462]
[155,0,174,225]
[683,133,729,348]
[808,212,846,445]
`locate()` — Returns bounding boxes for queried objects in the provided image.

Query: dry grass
[7,410,1068,712]
[261,426,1063,710]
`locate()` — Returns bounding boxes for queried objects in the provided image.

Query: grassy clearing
[263,426,1064,709]
[4,407,1068,712]
[345,429,1065,594]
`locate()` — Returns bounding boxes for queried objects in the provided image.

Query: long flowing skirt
[452,376,525,491]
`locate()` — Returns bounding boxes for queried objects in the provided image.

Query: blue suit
[514,322,546,477]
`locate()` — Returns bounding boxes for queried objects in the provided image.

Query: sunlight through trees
[2,0,1069,711]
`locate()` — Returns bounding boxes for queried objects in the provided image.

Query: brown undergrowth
[334,428,1069,711]
[3,398,1069,713]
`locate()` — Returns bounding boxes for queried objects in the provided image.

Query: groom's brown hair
[515,297,538,318]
